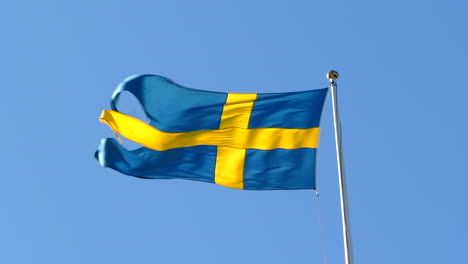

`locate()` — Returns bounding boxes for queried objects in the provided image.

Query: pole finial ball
[326,70,339,81]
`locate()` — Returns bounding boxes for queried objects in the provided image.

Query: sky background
[1,0,467,263]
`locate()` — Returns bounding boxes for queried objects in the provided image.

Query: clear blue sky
[1,0,467,263]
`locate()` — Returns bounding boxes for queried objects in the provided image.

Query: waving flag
[96,75,328,190]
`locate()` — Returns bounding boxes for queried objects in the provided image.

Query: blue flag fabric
[96,75,328,190]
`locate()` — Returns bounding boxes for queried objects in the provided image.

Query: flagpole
[327,70,354,264]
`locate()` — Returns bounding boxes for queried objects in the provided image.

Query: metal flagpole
[327,70,354,264]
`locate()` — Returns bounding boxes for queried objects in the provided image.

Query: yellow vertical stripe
[214,146,246,189]
[215,93,257,189]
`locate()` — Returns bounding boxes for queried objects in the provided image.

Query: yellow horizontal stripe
[100,110,320,151]
[215,93,257,189]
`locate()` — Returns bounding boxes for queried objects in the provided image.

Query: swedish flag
[96,75,328,190]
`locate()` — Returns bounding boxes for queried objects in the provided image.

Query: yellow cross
[100,94,320,189]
